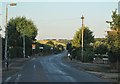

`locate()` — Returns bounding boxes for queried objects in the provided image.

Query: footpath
[2,57,33,82]
[2,53,54,82]
[62,56,119,83]
[2,54,50,82]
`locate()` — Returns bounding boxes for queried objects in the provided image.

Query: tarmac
[2,55,120,83]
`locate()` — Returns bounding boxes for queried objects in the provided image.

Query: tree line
[67,9,120,69]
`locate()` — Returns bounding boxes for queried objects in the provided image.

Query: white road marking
[60,62,69,67]
[4,76,12,82]
[68,76,76,82]
[15,74,21,83]
[30,58,36,62]
[34,65,36,69]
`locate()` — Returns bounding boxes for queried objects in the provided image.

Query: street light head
[81,15,84,19]
[10,3,17,6]
[106,21,112,23]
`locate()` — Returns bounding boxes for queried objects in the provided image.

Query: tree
[16,17,37,39]
[72,27,94,62]
[106,9,120,68]
[72,30,80,48]
[56,44,64,51]
[72,27,94,49]
[108,9,120,31]
[58,39,71,45]
[94,38,106,42]
[7,16,38,58]
[93,41,108,55]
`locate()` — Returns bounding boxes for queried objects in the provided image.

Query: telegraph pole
[81,15,84,62]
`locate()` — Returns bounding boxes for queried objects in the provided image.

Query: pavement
[2,57,32,82]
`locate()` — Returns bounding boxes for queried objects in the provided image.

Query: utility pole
[81,15,84,62]
[4,3,17,68]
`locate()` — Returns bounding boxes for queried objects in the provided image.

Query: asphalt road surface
[3,51,109,83]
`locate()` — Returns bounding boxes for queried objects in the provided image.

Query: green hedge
[83,51,94,62]
[71,48,94,62]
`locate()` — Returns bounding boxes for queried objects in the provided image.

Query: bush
[93,41,108,55]
[83,51,94,62]
[43,45,51,51]
[71,47,82,60]
[108,50,117,63]
[71,47,94,62]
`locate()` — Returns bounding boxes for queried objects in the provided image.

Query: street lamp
[81,15,84,62]
[9,3,17,6]
[4,3,17,68]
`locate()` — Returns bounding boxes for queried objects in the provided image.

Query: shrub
[83,51,94,62]
[71,47,82,60]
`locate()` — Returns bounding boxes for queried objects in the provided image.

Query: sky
[0,0,119,40]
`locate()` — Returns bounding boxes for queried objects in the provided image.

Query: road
[3,51,109,83]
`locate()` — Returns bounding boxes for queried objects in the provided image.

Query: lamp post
[81,15,84,62]
[4,3,17,68]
